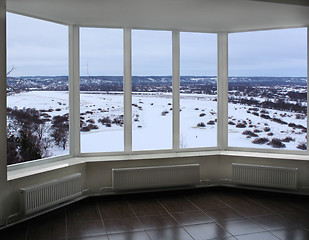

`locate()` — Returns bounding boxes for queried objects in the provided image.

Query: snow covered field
[7,91,307,156]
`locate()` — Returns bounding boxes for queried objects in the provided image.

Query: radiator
[21,173,83,215]
[112,164,200,190]
[232,163,298,190]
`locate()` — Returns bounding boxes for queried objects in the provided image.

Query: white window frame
[4,10,309,172]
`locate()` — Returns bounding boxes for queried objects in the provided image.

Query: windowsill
[7,150,309,181]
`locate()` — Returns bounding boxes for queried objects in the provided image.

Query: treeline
[229,97,307,114]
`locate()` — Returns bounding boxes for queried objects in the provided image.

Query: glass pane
[132,30,172,151]
[6,13,69,165]
[80,28,124,153]
[228,28,307,150]
[180,32,217,148]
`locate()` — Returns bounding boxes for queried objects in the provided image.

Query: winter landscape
[6,76,307,165]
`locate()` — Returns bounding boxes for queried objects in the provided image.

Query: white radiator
[113,164,200,190]
[21,173,83,215]
[232,163,298,190]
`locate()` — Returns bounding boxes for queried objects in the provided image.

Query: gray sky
[7,12,307,77]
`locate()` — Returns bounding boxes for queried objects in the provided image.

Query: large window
[80,28,123,153]
[132,30,172,151]
[5,14,309,167]
[180,32,217,148]
[6,13,69,165]
[228,28,307,151]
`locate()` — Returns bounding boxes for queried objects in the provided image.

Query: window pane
[132,30,172,151]
[80,28,123,153]
[6,13,69,165]
[180,32,217,148]
[228,28,307,150]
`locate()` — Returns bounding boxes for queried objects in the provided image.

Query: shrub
[252,137,269,144]
[207,120,215,125]
[98,117,111,125]
[197,122,206,127]
[161,110,169,116]
[236,123,246,128]
[260,109,269,114]
[288,122,297,128]
[252,112,259,116]
[263,127,271,132]
[267,138,286,148]
[267,132,274,136]
[86,119,95,124]
[297,142,307,150]
[194,108,199,110]
[282,137,294,142]
[272,118,287,125]
[228,121,236,125]
[260,114,271,120]
[242,130,258,137]
[254,129,262,133]
[199,113,206,117]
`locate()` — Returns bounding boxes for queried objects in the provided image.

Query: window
[132,30,172,151]
[180,32,217,148]
[6,13,69,165]
[80,28,124,153]
[228,28,307,151]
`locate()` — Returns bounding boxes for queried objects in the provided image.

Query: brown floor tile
[104,217,144,234]
[67,220,106,238]
[270,227,309,240]
[172,210,214,226]
[184,222,232,240]
[203,207,244,221]
[67,235,108,240]
[98,200,135,220]
[231,203,271,217]
[158,196,198,213]
[147,227,194,240]
[0,222,28,240]
[27,211,66,240]
[139,214,178,230]
[235,232,280,240]
[250,214,295,230]
[67,198,101,222]
[129,198,167,216]
[185,192,227,210]
[108,231,151,240]
[218,219,265,236]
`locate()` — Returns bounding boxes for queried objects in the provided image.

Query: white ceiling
[6,0,309,32]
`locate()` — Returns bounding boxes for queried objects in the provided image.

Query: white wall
[0,0,8,227]
[2,154,309,227]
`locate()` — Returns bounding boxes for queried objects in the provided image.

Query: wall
[1,153,309,227]
[0,0,8,227]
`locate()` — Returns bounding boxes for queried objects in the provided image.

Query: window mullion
[307,27,309,153]
[217,32,228,150]
[69,25,80,157]
[172,30,180,151]
[124,28,132,153]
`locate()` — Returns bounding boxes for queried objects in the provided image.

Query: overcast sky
[7,12,307,77]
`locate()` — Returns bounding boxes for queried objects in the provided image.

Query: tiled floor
[1,187,309,240]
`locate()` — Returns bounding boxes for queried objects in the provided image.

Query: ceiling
[6,0,309,32]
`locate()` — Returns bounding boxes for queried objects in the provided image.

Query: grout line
[156,196,195,240]
[96,198,110,239]
[126,199,152,240]
[65,208,68,240]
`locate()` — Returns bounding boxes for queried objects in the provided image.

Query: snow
[7,91,307,155]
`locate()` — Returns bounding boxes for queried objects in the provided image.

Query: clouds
[229,28,307,77]
[7,13,307,77]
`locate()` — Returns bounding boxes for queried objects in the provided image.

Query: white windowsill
[7,150,309,181]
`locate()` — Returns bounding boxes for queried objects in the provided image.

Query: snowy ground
[7,91,307,156]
